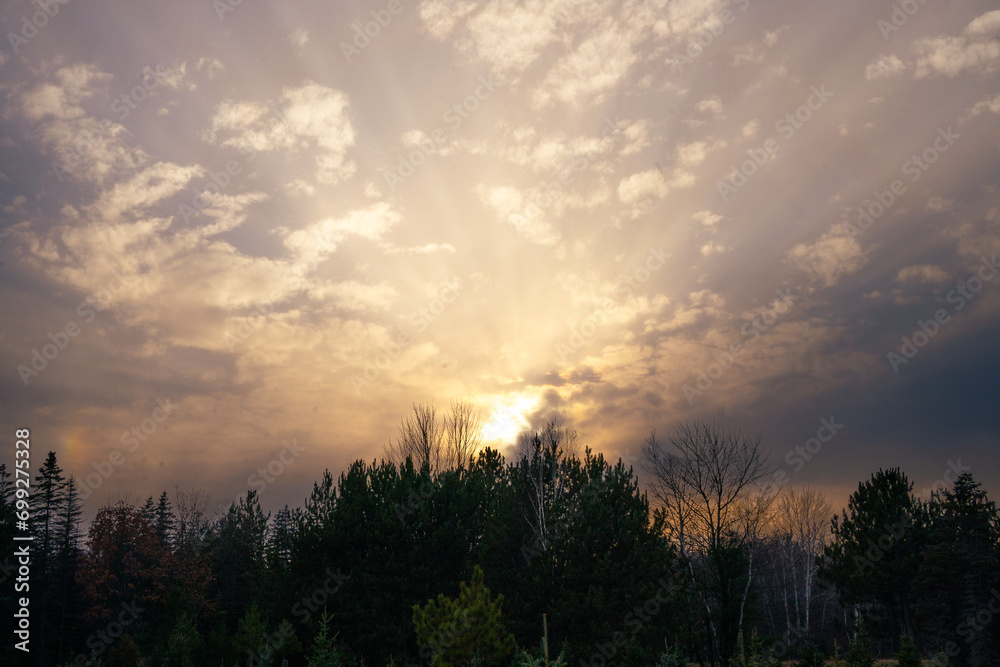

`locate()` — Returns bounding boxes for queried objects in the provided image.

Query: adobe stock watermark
[917,459,971,498]
[17,269,131,385]
[683,288,798,404]
[79,399,177,500]
[381,76,500,192]
[886,255,997,372]
[554,245,671,363]
[667,0,751,72]
[213,439,306,516]
[773,416,845,486]
[717,84,833,202]
[877,0,930,40]
[212,0,245,21]
[843,126,960,239]
[948,589,1000,660]
[246,568,350,666]
[52,65,171,182]
[340,0,404,63]
[6,0,70,56]
[350,278,462,394]
[853,514,914,576]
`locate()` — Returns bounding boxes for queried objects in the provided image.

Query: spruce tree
[154,491,176,549]
[894,633,921,667]
[413,566,515,667]
[844,621,874,667]
[306,612,341,667]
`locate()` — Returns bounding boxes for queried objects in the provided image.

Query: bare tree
[384,400,484,473]
[641,422,776,666]
[173,487,210,556]
[385,402,443,472]
[773,485,832,635]
[516,417,579,563]
[444,399,483,470]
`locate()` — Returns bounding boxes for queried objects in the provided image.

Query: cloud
[618,169,668,204]
[786,227,868,288]
[700,241,727,256]
[865,54,906,80]
[896,264,950,284]
[464,1,564,77]
[307,280,396,312]
[693,210,723,227]
[475,184,560,246]
[967,93,1000,117]
[419,0,478,40]
[696,96,724,118]
[283,202,401,268]
[912,11,1000,78]
[210,82,356,184]
[532,18,638,107]
[92,162,203,220]
[732,26,789,66]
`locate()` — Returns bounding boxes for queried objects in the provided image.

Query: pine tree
[818,468,925,641]
[154,491,176,549]
[844,620,874,667]
[306,612,341,667]
[31,451,66,570]
[413,566,515,667]
[30,451,66,666]
[894,633,921,667]
[53,476,84,659]
[912,472,1000,666]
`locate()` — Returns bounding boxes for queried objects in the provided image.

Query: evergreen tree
[912,472,1000,666]
[154,491,176,549]
[818,468,925,641]
[30,451,66,665]
[53,475,84,660]
[32,451,66,568]
[894,633,921,667]
[413,566,515,667]
[844,621,874,667]
[306,612,342,667]
[206,490,270,634]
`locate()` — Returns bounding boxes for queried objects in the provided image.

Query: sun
[480,392,541,446]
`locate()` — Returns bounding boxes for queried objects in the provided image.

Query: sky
[1,0,998,521]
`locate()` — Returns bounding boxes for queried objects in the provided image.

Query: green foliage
[165,612,201,667]
[794,642,825,667]
[728,630,780,667]
[656,642,687,667]
[511,614,567,667]
[894,633,921,667]
[912,472,1000,665]
[234,602,268,658]
[819,468,925,642]
[413,566,515,667]
[306,612,342,667]
[511,648,568,667]
[844,621,874,667]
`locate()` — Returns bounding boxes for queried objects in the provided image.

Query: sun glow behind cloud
[480,391,543,446]
[0,0,998,515]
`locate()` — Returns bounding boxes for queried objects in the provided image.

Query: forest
[1,403,998,667]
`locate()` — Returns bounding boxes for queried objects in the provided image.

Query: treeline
[0,411,997,667]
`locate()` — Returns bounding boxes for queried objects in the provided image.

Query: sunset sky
[1,0,998,519]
